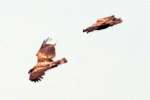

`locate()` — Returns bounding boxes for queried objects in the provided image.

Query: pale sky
[0,0,150,100]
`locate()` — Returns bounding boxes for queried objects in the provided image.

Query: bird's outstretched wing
[83,15,122,33]
[36,38,56,62]
[28,58,67,82]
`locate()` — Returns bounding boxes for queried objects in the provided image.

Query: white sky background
[0,0,150,100]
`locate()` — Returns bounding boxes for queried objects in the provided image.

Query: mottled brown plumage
[28,38,67,82]
[83,15,122,33]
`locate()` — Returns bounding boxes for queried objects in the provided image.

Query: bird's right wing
[29,58,67,82]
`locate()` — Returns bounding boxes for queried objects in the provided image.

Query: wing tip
[29,76,44,82]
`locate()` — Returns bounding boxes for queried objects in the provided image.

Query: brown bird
[83,15,122,33]
[28,38,67,82]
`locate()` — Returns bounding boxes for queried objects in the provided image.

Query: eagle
[83,15,122,33]
[28,38,67,82]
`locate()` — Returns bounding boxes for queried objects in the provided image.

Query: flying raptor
[83,15,122,33]
[28,38,67,82]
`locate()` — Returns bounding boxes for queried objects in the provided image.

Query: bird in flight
[83,15,122,33]
[28,37,67,82]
